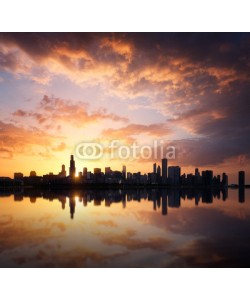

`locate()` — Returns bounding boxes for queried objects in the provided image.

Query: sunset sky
[0,33,249,183]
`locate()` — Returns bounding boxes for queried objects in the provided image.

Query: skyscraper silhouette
[239,171,245,187]
[168,166,181,185]
[153,163,157,174]
[83,167,87,177]
[157,165,161,177]
[69,155,76,178]
[162,158,168,184]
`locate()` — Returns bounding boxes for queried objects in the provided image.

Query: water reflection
[1,187,242,219]
[0,188,249,267]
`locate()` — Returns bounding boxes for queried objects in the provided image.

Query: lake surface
[0,188,249,267]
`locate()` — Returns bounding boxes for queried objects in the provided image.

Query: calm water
[0,188,249,267]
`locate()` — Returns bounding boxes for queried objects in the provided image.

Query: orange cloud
[0,120,62,159]
[52,142,67,152]
[13,95,129,129]
[1,33,248,105]
[101,123,171,141]
[100,36,133,63]
[100,123,172,146]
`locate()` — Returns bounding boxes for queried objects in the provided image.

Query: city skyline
[0,33,249,183]
[1,152,248,184]
[1,155,248,186]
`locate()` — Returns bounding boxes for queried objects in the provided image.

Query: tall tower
[69,155,76,178]
[153,163,157,174]
[162,158,168,184]
[239,171,245,187]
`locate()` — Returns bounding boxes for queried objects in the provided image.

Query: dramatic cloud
[13,95,129,128]
[101,123,172,142]
[0,120,61,158]
[1,33,248,94]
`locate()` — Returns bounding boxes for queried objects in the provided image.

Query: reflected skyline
[1,187,247,220]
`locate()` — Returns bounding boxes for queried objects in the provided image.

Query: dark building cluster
[0,155,247,188]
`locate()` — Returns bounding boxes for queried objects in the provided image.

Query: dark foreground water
[0,188,249,267]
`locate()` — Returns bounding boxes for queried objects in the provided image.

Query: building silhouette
[83,167,87,177]
[59,164,66,177]
[194,168,201,185]
[202,170,213,186]
[157,165,161,176]
[168,166,181,185]
[105,167,111,175]
[162,158,168,184]
[14,172,23,180]
[30,171,37,177]
[239,171,245,187]
[94,168,101,174]
[153,163,157,174]
[69,155,76,178]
